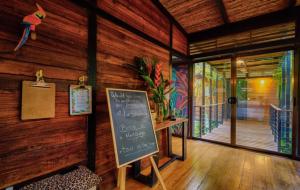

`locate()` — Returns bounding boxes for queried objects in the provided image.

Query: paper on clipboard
[69,85,92,115]
[21,81,56,120]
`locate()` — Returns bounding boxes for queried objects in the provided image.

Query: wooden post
[188,62,194,138]
[149,156,167,190]
[202,63,206,105]
[181,121,187,160]
[200,106,203,137]
[202,63,206,135]
[167,127,173,157]
[231,55,237,145]
[86,0,98,172]
[222,71,226,124]
[216,71,219,126]
[209,65,213,132]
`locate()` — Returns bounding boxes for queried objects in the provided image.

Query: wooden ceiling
[160,0,294,33]
[223,0,288,23]
[160,0,223,33]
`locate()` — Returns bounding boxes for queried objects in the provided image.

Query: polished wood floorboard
[126,138,300,190]
[202,120,277,151]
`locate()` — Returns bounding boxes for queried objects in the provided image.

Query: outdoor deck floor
[202,120,278,152]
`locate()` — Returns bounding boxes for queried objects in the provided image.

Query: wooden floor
[202,120,277,151]
[126,138,300,190]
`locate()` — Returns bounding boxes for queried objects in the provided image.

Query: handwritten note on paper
[106,89,158,167]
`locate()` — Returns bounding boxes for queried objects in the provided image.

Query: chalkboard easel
[106,88,166,190]
[116,157,165,190]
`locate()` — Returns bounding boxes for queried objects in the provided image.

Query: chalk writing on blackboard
[106,88,159,167]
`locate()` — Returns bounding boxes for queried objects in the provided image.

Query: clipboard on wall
[69,85,92,115]
[69,76,92,116]
[21,70,56,120]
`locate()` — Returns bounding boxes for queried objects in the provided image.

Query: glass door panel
[192,59,231,144]
[236,51,293,154]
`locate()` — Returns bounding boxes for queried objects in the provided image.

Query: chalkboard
[106,88,159,168]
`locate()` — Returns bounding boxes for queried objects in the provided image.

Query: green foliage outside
[237,79,247,101]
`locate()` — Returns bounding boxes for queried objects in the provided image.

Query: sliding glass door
[236,51,294,154]
[192,51,294,155]
[192,59,231,144]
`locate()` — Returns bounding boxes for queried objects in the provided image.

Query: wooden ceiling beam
[151,0,188,38]
[188,6,300,43]
[215,0,229,24]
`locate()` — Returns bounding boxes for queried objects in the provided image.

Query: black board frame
[106,88,159,168]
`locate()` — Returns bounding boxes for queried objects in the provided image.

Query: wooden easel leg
[120,167,126,190]
[117,168,121,188]
[118,166,130,190]
[117,165,131,190]
[150,156,167,190]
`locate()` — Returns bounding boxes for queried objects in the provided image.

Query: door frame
[191,47,298,159]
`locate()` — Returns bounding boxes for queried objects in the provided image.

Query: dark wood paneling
[97,0,170,46]
[95,17,170,189]
[172,25,188,55]
[0,0,88,188]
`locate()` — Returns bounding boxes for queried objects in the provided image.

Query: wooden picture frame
[106,88,159,168]
[70,85,92,115]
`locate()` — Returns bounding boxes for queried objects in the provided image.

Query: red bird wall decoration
[14,3,46,51]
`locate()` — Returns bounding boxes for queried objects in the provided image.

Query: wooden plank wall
[96,17,170,189]
[0,0,177,189]
[0,0,88,188]
[95,2,171,188]
[172,25,188,55]
[98,0,170,46]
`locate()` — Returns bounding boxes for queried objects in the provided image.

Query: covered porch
[201,120,277,151]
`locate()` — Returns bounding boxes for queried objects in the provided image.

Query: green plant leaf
[141,75,155,88]
[164,87,175,95]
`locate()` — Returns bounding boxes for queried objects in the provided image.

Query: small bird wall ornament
[14,3,46,51]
